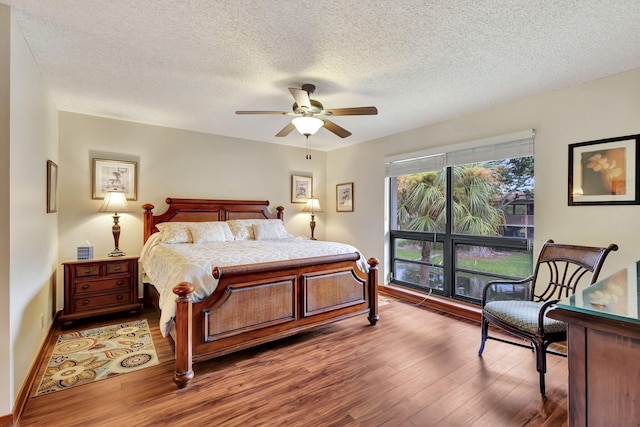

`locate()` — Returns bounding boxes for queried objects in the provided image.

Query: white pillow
[156,222,193,244]
[227,219,290,240]
[189,222,234,243]
[253,222,284,240]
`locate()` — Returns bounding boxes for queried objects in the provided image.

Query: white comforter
[140,233,368,336]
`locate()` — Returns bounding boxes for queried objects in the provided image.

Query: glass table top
[556,261,640,325]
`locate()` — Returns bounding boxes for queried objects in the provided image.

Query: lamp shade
[301,197,323,214]
[292,117,324,136]
[99,191,131,214]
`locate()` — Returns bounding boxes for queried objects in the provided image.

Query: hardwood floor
[19,297,568,427]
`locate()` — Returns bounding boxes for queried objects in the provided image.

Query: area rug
[34,319,159,396]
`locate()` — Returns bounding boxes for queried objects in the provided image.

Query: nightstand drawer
[74,278,131,294]
[74,292,132,312]
[106,262,130,275]
[75,264,101,277]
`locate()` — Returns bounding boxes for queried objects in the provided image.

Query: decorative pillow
[226,220,253,241]
[156,222,193,244]
[227,219,291,240]
[189,222,234,243]
[253,222,284,240]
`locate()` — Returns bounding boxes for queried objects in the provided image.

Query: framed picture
[568,134,640,205]
[291,174,312,203]
[92,158,137,200]
[46,160,58,213]
[336,182,354,212]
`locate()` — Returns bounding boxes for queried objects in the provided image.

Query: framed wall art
[46,160,58,213]
[291,174,312,203]
[336,182,354,212]
[92,158,138,200]
[568,134,640,206]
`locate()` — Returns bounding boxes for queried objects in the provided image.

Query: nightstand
[59,256,142,327]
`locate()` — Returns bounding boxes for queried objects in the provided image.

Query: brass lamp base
[109,214,125,257]
[309,214,317,240]
[108,248,126,257]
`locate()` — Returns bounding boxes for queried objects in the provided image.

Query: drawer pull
[82,284,90,290]
[113,267,122,271]
[84,269,93,274]
[82,300,89,305]
[116,295,123,300]
[117,280,124,286]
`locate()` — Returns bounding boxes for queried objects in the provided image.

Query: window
[387,131,535,304]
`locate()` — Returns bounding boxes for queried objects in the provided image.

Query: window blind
[385,153,445,177]
[385,129,535,177]
[446,136,534,166]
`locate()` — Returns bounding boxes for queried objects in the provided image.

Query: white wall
[5,6,59,413]
[57,113,327,306]
[0,4,11,416]
[326,67,640,282]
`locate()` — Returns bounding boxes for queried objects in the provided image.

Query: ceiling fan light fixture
[292,116,323,136]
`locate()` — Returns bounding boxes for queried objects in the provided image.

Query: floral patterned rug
[34,319,159,396]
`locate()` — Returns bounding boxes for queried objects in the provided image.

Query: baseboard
[12,310,60,426]
[0,413,13,427]
[379,284,482,323]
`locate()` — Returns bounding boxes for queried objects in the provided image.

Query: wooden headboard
[142,198,285,243]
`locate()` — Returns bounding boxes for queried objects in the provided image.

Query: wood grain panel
[586,328,640,425]
[203,279,295,339]
[566,325,587,427]
[303,268,365,315]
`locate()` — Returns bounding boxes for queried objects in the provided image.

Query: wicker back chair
[478,239,618,395]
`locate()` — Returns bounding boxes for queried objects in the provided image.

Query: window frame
[386,131,535,304]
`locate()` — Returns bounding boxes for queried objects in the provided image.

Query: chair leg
[533,340,547,395]
[478,315,489,355]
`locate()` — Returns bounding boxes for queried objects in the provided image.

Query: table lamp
[100,191,130,257]
[301,197,323,240]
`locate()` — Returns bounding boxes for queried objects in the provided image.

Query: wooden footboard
[172,254,379,388]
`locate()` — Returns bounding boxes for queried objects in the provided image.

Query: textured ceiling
[3,0,640,151]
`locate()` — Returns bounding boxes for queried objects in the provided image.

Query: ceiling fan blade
[322,119,352,138]
[288,88,311,110]
[275,122,296,137]
[324,106,378,116]
[235,110,291,115]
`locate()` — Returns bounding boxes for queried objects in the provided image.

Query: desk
[549,262,640,426]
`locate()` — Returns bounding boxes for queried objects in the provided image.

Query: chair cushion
[484,301,566,334]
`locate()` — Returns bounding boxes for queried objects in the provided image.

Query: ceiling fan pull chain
[306,135,311,160]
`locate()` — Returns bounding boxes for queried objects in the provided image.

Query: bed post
[173,282,195,388]
[367,257,379,325]
[276,205,284,220]
[142,203,155,243]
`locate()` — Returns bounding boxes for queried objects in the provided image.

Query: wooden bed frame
[142,198,379,388]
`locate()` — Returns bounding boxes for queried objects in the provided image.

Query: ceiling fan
[235,83,378,139]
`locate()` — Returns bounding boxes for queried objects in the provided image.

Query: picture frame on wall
[291,174,312,203]
[336,182,354,212]
[568,134,640,206]
[92,158,138,200]
[46,160,58,213]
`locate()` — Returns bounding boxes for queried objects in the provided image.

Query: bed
[140,198,379,388]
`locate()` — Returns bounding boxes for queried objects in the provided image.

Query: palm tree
[397,171,445,287]
[397,164,505,286]
[452,165,505,236]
